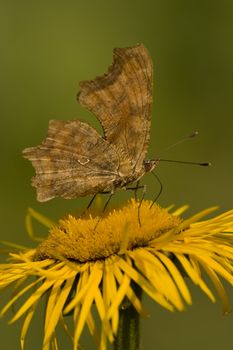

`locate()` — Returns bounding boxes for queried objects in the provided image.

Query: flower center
[34,200,181,262]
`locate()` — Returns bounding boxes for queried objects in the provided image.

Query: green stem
[113,285,142,350]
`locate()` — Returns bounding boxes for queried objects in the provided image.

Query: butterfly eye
[143,160,157,173]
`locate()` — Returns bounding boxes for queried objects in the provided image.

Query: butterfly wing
[22,120,130,201]
[78,44,153,172]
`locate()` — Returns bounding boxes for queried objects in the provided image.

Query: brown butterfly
[23,44,158,202]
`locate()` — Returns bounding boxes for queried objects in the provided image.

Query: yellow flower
[1,199,233,350]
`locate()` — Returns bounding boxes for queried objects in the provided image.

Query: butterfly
[22,44,158,202]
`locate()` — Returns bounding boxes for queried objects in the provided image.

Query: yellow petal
[1,278,43,318]
[44,275,76,346]
[200,263,230,314]
[73,263,103,348]
[9,279,55,324]
[20,301,38,350]
[175,254,215,302]
[156,251,192,305]
[117,258,174,311]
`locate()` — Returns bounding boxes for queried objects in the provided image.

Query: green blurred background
[1,0,233,349]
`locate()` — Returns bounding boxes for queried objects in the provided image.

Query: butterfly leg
[138,184,147,226]
[81,194,97,217]
[125,181,144,200]
[94,191,114,230]
[134,180,140,200]
[102,192,114,214]
[150,172,163,209]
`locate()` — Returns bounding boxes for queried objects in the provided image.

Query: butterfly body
[111,159,157,191]
[23,44,156,202]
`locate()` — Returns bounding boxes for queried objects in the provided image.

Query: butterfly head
[143,159,159,174]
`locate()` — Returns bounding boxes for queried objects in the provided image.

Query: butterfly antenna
[158,159,211,167]
[149,158,210,208]
[150,172,163,208]
[157,131,199,155]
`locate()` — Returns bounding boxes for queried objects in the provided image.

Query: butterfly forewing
[78,44,153,172]
[22,120,129,201]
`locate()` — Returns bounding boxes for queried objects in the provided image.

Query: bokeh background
[1,0,233,349]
